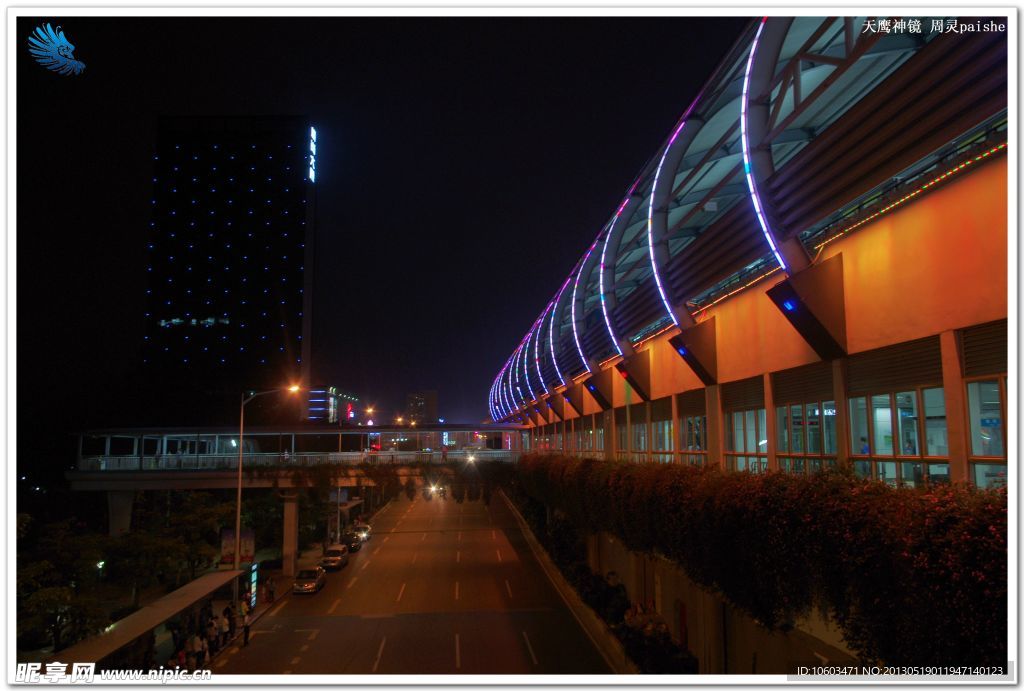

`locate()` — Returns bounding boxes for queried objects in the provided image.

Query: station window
[680,414,707,466]
[967,377,1007,489]
[776,400,838,475]
[726,407,767,473]
[614,407,629,459]
[651,397,674,461]
[848,387,948,487]
[580,415,594,452]
[630,403,649,455]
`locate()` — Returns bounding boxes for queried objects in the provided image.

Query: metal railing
[77,449,521,471]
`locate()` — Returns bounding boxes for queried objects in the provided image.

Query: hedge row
[515,454,1007,666]
[510,489,697,673]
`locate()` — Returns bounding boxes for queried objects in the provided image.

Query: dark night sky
[17,16,749,457]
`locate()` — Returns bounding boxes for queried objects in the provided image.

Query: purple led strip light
[741,17,787,272]
[534,302,552,396]
[511,341,528,408]
[549,276,573,386]
[599,180,640,356]
[522,322,539,402]
[570,251,595,373]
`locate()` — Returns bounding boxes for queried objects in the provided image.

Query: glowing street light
[234,384,301,602]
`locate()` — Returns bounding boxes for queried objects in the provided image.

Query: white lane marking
[522,631,539,666]
[361,560,371,571]
[328,598,341,614]
[396,582,406,602]
[372,636,387,673]
[307,629,319,641]
[496,549,503,562]
[269,600,287,617]
[412,553,418,564]
[505,580,513,599]
[491,530,496,540]
[455,634,461,670]
[456,551,460,563]
[383,536,390,543]
[215,659,228,669]
[290,656,301,665]
[421,533,427,542]
[373,547,381,555]
[454,581,459,600]
[458,531,462,542]
[347,577,358,589]
[300,644,309,652]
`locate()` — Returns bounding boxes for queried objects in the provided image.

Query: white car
[320,544,350,570]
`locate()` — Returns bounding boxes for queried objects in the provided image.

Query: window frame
[847,384,949,488]
[775,398,839,476]
[964,374,1008,489]
[724,406,768,473]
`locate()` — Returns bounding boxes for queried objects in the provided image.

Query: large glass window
[726,407,767,473]
[681,414,707,466]
[848,387,948,487]
[630,404,648,456]
[651,397,673,457]
[967,378,1007,488]
[777,399,837,475]
[614,407,628,458]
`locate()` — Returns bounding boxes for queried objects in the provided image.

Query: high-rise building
[142,116,317,422]
[406,390,438,424]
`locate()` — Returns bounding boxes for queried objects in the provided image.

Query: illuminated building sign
[308,126,317,182]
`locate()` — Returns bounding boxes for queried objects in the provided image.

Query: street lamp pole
[233,385,300,605]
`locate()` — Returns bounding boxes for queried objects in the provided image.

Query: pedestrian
[207,618,219,655]
[199,634,209,669]
[243,612,252,647]
[267,578,276,603]
[191,631,205,669]
[218,612,229,648]
[240,597,249,618]
[185,634,197,672]
[228,606,237,639]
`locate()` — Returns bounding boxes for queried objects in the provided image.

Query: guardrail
[77,450,521,471]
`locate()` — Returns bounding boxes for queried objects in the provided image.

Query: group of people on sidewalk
[167,590,264,671]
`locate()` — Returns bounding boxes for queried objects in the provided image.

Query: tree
[166,493,233,580]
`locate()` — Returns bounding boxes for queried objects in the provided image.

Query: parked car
[293,567,327,594]
[353,522,372,541]
[320,544,350,570]
[340,530,363,552]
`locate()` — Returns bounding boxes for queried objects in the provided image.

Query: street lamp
[233,384,301,602]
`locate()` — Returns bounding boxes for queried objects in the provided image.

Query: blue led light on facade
[783,300,796,312]
[677,346,687,356]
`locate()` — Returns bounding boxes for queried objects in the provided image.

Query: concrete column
[705,385,725,470]
[940,330,969,483]
[831,359,850,469]
[282,492,299,577]
[107,490,134,536]
[764,373,778,472]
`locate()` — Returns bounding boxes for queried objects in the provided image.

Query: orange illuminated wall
[820,155,1007,354]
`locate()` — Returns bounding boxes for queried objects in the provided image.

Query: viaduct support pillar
[282,492,299,578]
[107,490,134,536]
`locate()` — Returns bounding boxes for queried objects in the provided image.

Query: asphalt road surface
[213,492,611,675]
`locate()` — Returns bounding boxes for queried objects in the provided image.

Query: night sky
[17,16,749,467]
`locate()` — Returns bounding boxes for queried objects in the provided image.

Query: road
[213,492,611,675]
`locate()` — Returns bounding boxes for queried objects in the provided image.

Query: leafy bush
[515,454,1007,666]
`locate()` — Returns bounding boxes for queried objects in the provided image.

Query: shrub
[515,454,1007,666]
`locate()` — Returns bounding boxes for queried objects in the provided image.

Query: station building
[489,17,1009,490]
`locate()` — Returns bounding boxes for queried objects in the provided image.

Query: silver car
[292,567,327,594]
[320,544,350,571]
